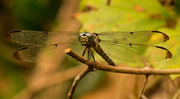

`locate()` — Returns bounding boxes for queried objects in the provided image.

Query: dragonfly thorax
[79,32,97,47]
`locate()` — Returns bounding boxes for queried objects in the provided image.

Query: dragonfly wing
[13,41,83,63]
[13,45,67,63]
[98,31,169,44]
[5,30,85,63]
[4,30,80,45]
[100,42,172,63]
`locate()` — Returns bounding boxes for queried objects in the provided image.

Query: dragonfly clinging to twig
[4,30,172,68]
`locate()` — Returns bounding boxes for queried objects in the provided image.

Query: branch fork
[65,48,180,99]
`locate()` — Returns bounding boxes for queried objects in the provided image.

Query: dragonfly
[4,30,172,68]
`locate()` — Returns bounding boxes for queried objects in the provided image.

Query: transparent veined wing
[12,43,84,63]
[98,31,169,45]
[4,30,80,45]
[98,31,172,62]
[5,30,84,63]
[13,45,66,63]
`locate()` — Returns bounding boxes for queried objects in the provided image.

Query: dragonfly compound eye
[79,33,90,46]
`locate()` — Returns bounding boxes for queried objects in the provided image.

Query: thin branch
[173,85,180,99]
[138,75,149,99]
[67,67,91,99]
[65,48,180,75]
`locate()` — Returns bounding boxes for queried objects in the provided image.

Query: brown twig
[138,75,149,99]
[173,86,180,99]
[65,48,180,75]
[67,67,91,99]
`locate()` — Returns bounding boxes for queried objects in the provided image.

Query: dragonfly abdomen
[93,44,116,66]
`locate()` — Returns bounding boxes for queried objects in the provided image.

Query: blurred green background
[1,0,180,99]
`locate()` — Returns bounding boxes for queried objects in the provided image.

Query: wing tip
[9,30,22,33]
[4,30,22,42]
[152,31,162,33]
[4,33,11,42]
[13,51,22,60]
[166,50,172,59]
[152,31,169,42]
[13,47,29,60]
[156,46,172,59]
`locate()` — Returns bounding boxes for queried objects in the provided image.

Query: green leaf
[77,0,170,32]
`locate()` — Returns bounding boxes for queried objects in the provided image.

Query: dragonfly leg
[86,49,92,70]
[83,47,96,71]
[83,47,91,64]
[88,48,96,71]
[87,48,91,62]
[82,47,87,57]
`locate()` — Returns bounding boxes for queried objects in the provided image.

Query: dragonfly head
[79,32,94,46]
